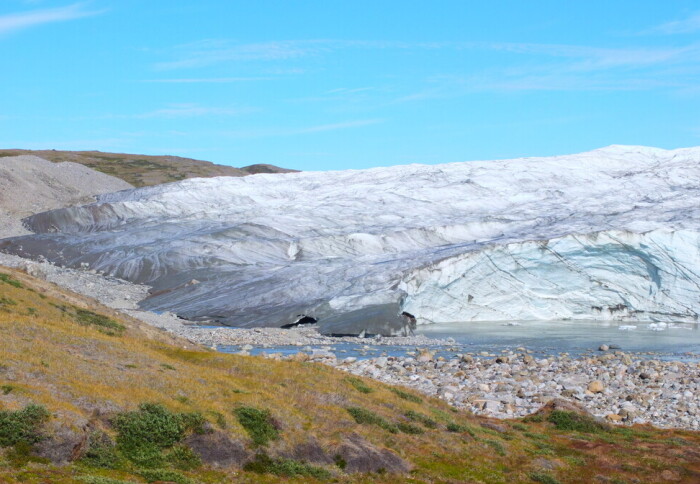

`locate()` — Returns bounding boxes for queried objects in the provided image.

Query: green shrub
[80,432,122,469]
[389,387,422,403]
[484,439,506,456]
[179,412,206,435]
[1,384,14,395]
[523,432,548,441]
[529,471,562,484]
[405,410,437,429]
[233,406,279,446]
[333,453,347,470]
[446,422,477,438]
[0,296,17,307]
[547,410,608,433]
[138,468,193,484]
[243,453,331,479]
[166,445,202,470]
[345,377,374,394]
[0,404,50,447]
[0,273,23,288]
[113,403,204,467]
[74,308,125,336]
[346,407,397,433]
[6,440,50,467]
[397,422,424,435]
[208,410,227,429]
[78,476,137,484]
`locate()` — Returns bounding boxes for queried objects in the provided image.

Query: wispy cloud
[223,118,383,139]
[155,39,333,70]
[152,37,700,102]
[155,37,699,74]
[154,39,426,70]
[141,77,272,84]
[483,42,696,71]
[326,87,375,94]
[391,41,700,100]
[0,2,102,35]
[136,103,257,119]
[648,11,700,35]
[296,119,382,133]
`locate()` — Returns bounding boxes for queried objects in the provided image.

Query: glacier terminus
[2,145,700,333]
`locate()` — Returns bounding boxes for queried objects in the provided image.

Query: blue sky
[2,1,700,171]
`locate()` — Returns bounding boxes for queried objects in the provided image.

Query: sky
[2,1,700,171]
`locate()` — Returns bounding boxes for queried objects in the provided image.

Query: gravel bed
[316,350,700,429]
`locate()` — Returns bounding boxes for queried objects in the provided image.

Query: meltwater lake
[217,320,700,362]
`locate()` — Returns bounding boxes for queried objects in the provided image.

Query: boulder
[290,438,333,465]
[184,431,250,468]
[332,434,411,474]
[34,421,87,464]
[587,380,605,393]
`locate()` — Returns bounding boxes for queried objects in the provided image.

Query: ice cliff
[2,145,700,331]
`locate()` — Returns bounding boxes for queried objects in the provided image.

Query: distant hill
[241,163,298,175]
[0,149,297,188]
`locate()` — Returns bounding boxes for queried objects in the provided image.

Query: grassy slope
[0,150,296,187]
[1,266,699,483]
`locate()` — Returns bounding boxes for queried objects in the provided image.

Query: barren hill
[0,155,132,238]
[0,149,296,188]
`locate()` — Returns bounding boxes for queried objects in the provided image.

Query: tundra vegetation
[0,266,699,483]
[0,149,295,187]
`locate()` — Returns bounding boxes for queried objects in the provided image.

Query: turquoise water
[216,320,700,362]
[418,320,700,360]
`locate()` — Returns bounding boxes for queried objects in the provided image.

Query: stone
[482,400,500,412]
[587,380,605,393]
[417,350,434,362]
[290,438,333,465]
[185,431,249,468]
[532,457,563,470]
[290,352,310,362]
[599,345,609,351]
[333,434,411,474]
[480,422,508,433]
[33,421,87,464]
[660,469,681,481]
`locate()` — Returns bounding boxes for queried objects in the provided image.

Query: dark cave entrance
[281,315,318,329]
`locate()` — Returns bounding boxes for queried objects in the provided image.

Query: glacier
[2,145,700,332]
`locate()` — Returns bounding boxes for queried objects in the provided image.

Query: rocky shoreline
[1,253,699,431]
[322,350,700,430]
